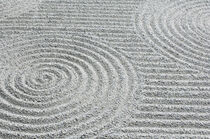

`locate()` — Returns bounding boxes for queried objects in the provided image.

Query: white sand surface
[0,0,210,138]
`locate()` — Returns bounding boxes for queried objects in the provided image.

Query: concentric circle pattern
[0,34,137,138]
[135,0,210,73]
[0,0,41,20]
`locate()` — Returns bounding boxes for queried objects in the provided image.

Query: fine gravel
[0,0,210,138]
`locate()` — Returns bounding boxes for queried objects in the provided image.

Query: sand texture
[0,0,210,138]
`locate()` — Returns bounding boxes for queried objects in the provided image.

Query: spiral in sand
[0,34,137,138]
[135,0,210,73]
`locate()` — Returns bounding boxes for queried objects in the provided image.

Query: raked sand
[0,0,210,138]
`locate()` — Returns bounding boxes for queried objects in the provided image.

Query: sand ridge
[0,33,137,138]
[0,0,210,138]
[135,0,210,73]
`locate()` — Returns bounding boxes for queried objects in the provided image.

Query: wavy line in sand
[0,34,137,138]
[135,0,210,73]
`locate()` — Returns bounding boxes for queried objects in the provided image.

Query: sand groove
[0,34,137,138]
[0,0,210,138]
[135,0,210,73]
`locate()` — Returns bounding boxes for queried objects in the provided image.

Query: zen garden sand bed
[0,0,210,138]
